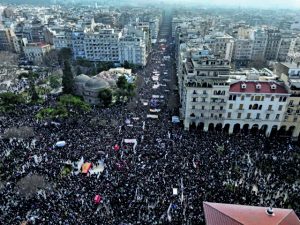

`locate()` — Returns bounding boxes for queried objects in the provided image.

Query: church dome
[84,77,109,90]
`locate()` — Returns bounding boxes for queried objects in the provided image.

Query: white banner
[147,114,159,119]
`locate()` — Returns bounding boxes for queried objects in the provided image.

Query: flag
[167,203,172,222]
[82,162,92,174]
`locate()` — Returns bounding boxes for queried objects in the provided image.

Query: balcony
[209,116,225,121]
[210,109,226,113]
[211,100,226,105]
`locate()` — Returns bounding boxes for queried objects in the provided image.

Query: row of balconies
[191,109,226,113]
[188,116,281,122]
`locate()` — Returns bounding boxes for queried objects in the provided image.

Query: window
[219,114,222,118]
[278,105,283,111]
[271,96,274,101]
[275,114,280,120]
[266,114,270,119]
[259,105,262,110]
[251,96,254,101]
[192,106,196,109]
[249,105,252,110]
[256,113,260,119]
[241,95,245,100]
[203,90,207,94]
[220,106,223,110]
[212,106,215,110]
[255,96,260,101]
[192,97,197,102]
[237,113,241,119]
[268,105,272,111]
[289,100,294,106]
[239,104,244,110]
[211,113,214,118]
[227,112,231,118]
[193,90,197,94]
[233,95,236,101]
[294,117,298,122]
[202,106,205,110]
[261,96,264,101]
[229,104,233,109]
[253,104,258,110]
[247,113,251,119]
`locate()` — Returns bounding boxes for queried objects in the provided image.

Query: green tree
[0,92,25,111]
[30,84,39,102]
[123,60,130,69]
[117,76,128,90]
[97,61,114,73]
[62,61,74,94]
[49,75,61,89]
[59,94,91,112]
[99,88,112,107]
[58,48,72,66]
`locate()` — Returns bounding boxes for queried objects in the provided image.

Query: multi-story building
[53,31,73,50]
[250,29,268,61]
[177,46,231,130]
[224,81,289,136]
[276,32,296,62]
[204,33,234,62]
[72,31,85,59]
[119,35,146,66]
[130,22,152,55]
[276,61,300,138]
[0,28,14,51]
[83,29,121,62]
[24,42,51,63]
[265,28,281,60]
[232,39,253,68]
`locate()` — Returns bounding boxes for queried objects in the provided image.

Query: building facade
[118,35,146,66]
[24,42,51,63]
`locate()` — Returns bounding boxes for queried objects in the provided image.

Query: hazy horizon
[1,0,300,9]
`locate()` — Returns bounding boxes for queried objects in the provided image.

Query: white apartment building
[83,29,121,62]
[177,46,231,130]
[276,33,296,62]
[24,42,51,63]
[72,31,85,59]
[119,35,146,66]
[232,39,253,67]
[149,18,159,41]
[250,29,268,61]
[204,33,234,62]
[224,81,289,136]
[265,29,281,61]
[53,31,73,49]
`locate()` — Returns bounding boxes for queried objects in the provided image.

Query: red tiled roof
[203,202,300,225]
[229,81,288,94]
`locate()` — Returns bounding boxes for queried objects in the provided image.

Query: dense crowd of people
[0,23,300,225]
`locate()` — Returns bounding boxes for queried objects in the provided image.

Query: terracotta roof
[203,202,300,225]
[229,81,288,94]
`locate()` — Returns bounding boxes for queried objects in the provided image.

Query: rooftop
[230,81,288,94]
[204,202,300,225]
